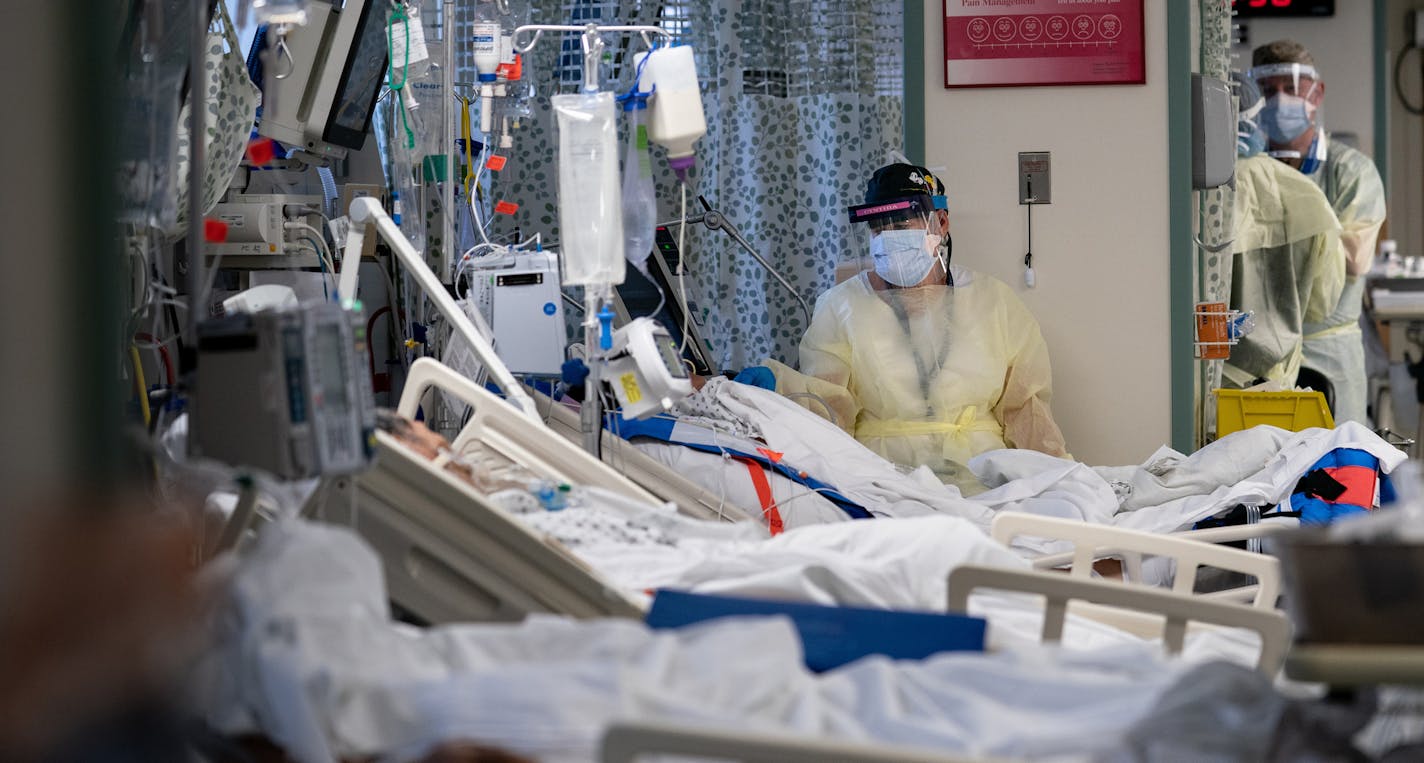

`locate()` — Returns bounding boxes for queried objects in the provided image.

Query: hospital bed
[526,384,759,523]
[948,564,1291,673]
[311,358,647,623]
[599,720,973,763]
[991,512,1284,608]
[316,428,643,622]
[587,564,1291,763]
[310,363,1292,660]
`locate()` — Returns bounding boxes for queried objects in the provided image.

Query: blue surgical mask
[871,229,939,287]
[1259,93,1313,144]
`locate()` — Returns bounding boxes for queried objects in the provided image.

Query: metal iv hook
[580,24,606,92]
[273,36,296,80]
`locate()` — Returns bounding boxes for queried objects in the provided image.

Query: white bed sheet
[195,519,1257,763]
[516,489,1027,609]
[630,439,853,529]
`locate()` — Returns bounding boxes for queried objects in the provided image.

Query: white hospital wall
[1385,0,1424,260]
[1230,6,1376,157]
[919,1,1172,466]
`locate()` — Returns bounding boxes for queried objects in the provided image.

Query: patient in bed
[375,410,538,496]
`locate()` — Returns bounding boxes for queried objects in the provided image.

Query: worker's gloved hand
[561,358,589,387]
[733,366,776,391]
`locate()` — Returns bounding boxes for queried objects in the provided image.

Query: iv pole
[442,0,457,283]
[511,23,672,456]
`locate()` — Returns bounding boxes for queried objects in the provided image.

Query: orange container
[1195,301,1230,360]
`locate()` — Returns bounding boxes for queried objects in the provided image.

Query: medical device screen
[658,334,688,379]
[325,1,388,150]
[316,325,349,408]
[617,227,713,376]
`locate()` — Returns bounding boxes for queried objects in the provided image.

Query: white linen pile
[193,519,1247,763]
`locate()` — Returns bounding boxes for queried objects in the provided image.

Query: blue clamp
[616,88,651,111]
[597,305,616,351]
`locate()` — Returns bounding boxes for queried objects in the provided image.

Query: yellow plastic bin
[1214,389,1335,438]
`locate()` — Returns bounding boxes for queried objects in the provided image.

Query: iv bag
[553,92,625,287]
[621,104,656,275]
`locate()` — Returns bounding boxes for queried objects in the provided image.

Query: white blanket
[520,489,1027,609]
[195,520,1254,763]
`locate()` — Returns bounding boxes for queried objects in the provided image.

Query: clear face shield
[1232,73,1267,158]
[847,195,949,288]
[1247,62,1324,161]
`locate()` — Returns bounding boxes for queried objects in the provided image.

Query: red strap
[1322,465,1379,509]
[738,458,784,535]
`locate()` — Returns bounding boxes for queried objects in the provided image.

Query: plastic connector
[597,304,616,351]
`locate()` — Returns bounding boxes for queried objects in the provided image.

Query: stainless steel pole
[186,0,207,340]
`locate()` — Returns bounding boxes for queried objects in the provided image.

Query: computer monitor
[614,226,717,376]
[253,0,387,159]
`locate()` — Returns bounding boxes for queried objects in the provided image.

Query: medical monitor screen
[324,0,388,150]
[658,334,688,379]
[315,325,349,408]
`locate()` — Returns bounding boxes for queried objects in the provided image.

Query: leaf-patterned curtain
[479,0,904,369]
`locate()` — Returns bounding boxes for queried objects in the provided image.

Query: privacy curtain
[476,0,904,369]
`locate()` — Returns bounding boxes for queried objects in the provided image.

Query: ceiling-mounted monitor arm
[343,196,541,422]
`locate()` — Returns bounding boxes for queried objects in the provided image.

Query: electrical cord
[287,222,331,259]
[295,237,335,278]
[676,181,692,356]
[469,145,495,246]
[782,392,839,429]
[1396,40,1424,116]
[129,345,152,428]
[134,332,176,387]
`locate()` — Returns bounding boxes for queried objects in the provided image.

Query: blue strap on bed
[608,414,874,520]
[647,590,987,672]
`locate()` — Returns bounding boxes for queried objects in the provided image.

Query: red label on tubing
[496,53,523,81]
[756,448,785,464]
[204,219,230,243]
[246,138,276,167]
[486,155,508,172]
[494,200,519,215]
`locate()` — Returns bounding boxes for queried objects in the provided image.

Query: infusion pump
[605,317,693,419]
[192,302,375,479]
[461,250,567,376]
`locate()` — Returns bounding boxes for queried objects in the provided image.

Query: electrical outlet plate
[1018,151,1051,205]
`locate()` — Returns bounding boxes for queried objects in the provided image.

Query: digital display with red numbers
[1232,0,1334,17]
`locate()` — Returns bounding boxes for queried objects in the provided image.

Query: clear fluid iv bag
[621,102,656,275]
[553,91,626,287]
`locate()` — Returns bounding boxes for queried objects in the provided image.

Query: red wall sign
[943,0,1146,88]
